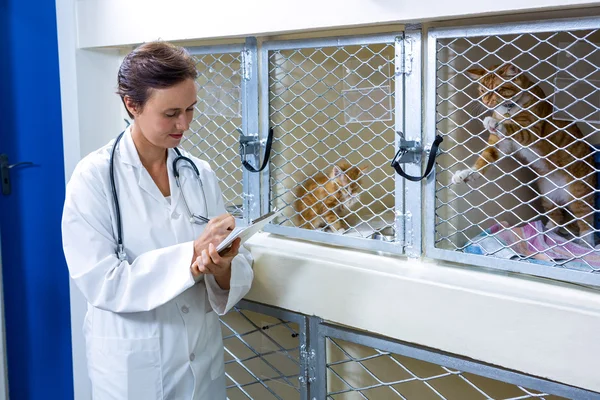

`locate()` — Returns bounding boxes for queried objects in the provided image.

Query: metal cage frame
[181,18,600,398]
[183,16,600,292]
[425,16,600,288]
[224,301,600,399]
[258,31,426,256]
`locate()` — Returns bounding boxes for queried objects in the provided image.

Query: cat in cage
[293,161,368,233]
[451,63,597,246]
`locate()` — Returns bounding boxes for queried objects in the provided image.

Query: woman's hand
[191,238,241,289]
[192,214,234,257]
[190,214,239,288]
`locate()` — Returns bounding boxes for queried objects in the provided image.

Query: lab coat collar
[118,124,184,210]
[118,125,141,167]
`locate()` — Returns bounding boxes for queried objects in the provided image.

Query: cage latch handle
[391,135,443,182]
[238,128,274,173]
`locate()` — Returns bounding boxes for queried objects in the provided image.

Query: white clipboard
[217,209,282,253]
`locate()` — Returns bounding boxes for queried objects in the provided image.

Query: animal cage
[176,16,600,400]
[182,32,426,256]
[260,32,424,256]
[181,16,600,286]
[221,301,599,399]
[426,17,600,287]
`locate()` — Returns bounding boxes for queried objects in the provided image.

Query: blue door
[0,0,74,398]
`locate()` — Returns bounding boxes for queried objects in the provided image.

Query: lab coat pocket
[206,311,225,380]
[88,336,162,400]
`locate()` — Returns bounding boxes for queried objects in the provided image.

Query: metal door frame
[259,32,409,255]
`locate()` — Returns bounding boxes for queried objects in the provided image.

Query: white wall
[56,1,600,399]
[55,0,87,397]
[75,49,128,156]
[76,0,600,48]
[56,3,127,399]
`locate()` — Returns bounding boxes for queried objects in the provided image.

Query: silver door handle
[1,154,34,196]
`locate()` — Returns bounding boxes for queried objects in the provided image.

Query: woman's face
[127,78,197,149]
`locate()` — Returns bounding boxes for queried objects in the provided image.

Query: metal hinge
[393,210,417,255]
[395,35,414,75]
[299,344,316,386]
[241,49,252,81]
[403,211,414,250]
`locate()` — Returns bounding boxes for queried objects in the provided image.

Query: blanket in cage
[463,220,600,271]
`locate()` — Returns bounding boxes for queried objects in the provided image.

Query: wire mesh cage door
[220,300,309,399]
[259,32,418,255]
[425,17,600,287]
[312,321,599,400]
[183,39,260,223]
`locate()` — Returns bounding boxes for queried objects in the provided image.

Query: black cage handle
[239,128,274,173]
[391,135,444,182]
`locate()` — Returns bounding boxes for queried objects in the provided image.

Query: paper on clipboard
[217,209,282,253]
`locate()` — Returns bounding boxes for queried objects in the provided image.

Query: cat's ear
[332,165,343,177]
[465,67,486,81]
[501,64,521,77]
[332,165,349,185]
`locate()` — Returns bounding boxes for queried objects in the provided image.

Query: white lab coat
[61,126,254,400]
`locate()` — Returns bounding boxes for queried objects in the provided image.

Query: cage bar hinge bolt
[395,35,413,75]
[404,211,414,250]
[299,345,316,386]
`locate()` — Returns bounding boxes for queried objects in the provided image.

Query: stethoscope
[110,130,210,261]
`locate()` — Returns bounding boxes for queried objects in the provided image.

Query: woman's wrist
[213,267,232,290]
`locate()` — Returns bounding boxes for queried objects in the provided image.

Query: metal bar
[310,316,327,400]
[224,348,299,365]
[402,26,424,257]
[424,27,441,263]
[320,322,600,400]
[429,16,600,40]
[299,315,309,400]
[259,40,271,216]
[241,37,261,223]
[224,372,253,399]
[186,43,245,56]
[427,246,600,288]
[227,374,301,390]
[394,35,407,252]
[236,299,306,324]
[263,224,404,255]
[262,33,399,51]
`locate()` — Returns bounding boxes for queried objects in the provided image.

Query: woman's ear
[123,96,140,118]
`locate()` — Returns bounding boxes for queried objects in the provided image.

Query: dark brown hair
[117,41,198,118]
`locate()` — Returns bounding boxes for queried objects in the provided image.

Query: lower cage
[220,301,597,400]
